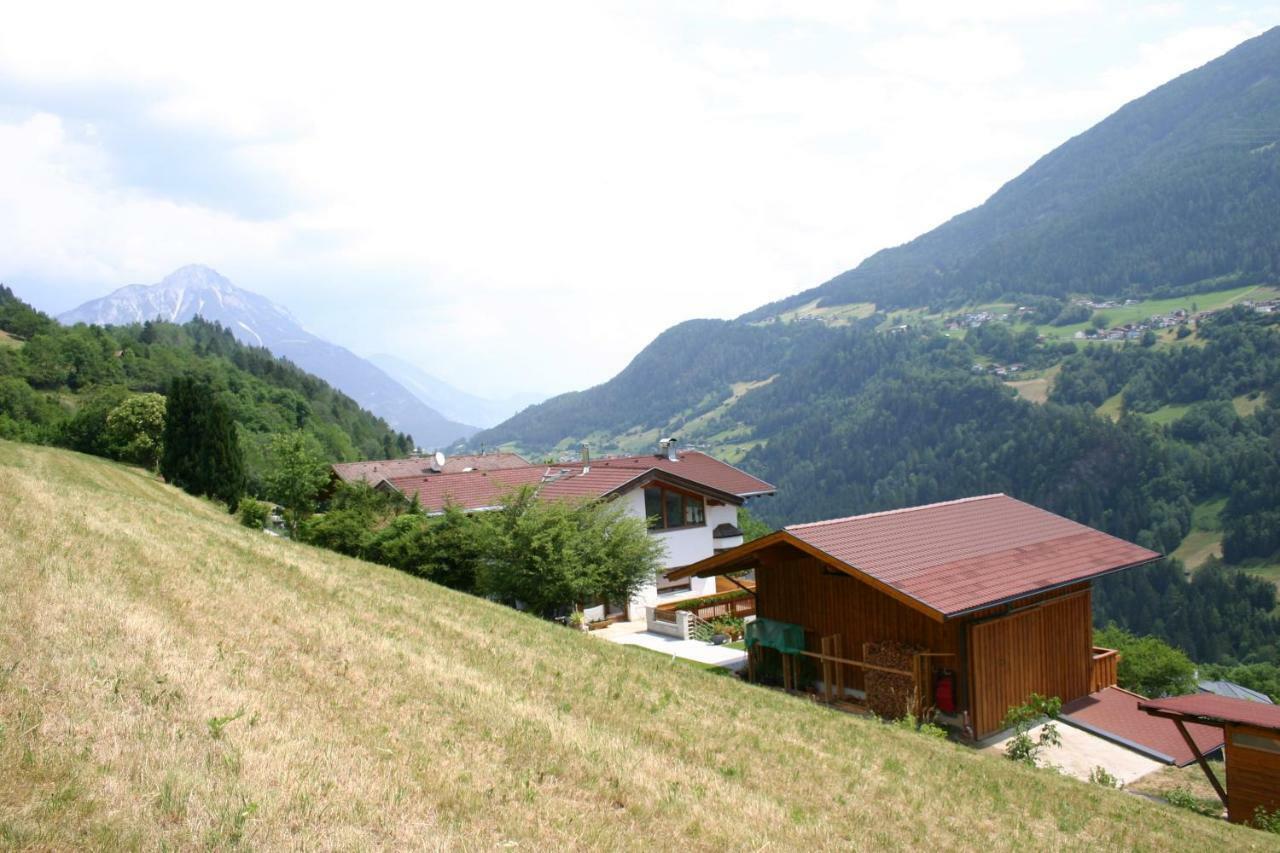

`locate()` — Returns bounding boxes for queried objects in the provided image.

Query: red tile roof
[383,466,548,512]
[784,494,1159,617]
[535,467,648,501]
[1139,693,1280,732]
[377,450,773,514]
[332,452,530,483]
[577,451,775,497]
[1062,687,1225,766]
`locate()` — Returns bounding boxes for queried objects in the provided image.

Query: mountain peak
[157,264,236,292]
[58,268,480,446]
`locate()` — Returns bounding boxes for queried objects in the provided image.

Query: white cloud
[0,2,1271,397]
[0,113,288,292]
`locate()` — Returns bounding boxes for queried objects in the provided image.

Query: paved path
[979,721,1163,784]
[594,622,748,671]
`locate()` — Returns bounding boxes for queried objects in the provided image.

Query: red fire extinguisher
[934,669,956,714]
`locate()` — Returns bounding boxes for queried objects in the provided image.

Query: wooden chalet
[1140,694,1280,824]
[667,494,1161,739]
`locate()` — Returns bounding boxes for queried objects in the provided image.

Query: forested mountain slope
[479,27,1280,461]
[746,25,1280,316]
[0,441,1263,849]
[0,285,411,486]
[472,29,1280,672]
[472,318,839,456]
[59,265,478,447]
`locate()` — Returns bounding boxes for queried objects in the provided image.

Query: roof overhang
[942,554,1162,619]
[669,531,1162,624]
[609,468,747,506]
[1139,703,1280,734]
[666,531,951,622]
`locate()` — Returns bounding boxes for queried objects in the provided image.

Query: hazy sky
[1,2,1273,398]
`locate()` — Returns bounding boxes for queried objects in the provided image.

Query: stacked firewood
[864,640,921,720]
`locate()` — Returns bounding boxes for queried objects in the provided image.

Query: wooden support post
[833,635,844,699]
[824,635,834,701]
[747,644,756,683]
[781,653,792,693]
[912,654,925,719]
[1173,718,1228,808]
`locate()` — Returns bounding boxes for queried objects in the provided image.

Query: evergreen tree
[161,376,245,509]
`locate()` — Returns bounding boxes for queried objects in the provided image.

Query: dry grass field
[0,441,1271,850]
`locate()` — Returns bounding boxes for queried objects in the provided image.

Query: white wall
[618,488,736,618]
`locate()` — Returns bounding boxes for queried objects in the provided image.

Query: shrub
[1088,765,1121,788]
[238,499,271,530]
[105,393,166,470]
[1002,694,1062,767]
[893,714,949,740]
[671,589,751,610]
[1165,787,1220,817]
[692,616,744,642]
[1252,806,1280,834]
[301,508,374,555]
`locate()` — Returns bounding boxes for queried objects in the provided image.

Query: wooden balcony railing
[1090,646,1120,692]
[655,590,756,622]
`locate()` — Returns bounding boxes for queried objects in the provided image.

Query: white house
[346,439,776,621]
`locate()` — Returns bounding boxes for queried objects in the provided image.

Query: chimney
[580,442,590,473]
[659,437,679,462]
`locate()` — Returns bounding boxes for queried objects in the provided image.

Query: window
[643,484,706,530]
[1234,731,1280,755]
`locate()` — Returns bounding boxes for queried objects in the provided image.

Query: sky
[0,2,1274,399]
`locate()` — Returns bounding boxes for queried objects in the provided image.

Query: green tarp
[745,617,805,654]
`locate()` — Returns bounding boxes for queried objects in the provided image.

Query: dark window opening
[644,484,706,530]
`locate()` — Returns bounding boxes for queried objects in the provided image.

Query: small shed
[668,494,1160,738]
[1140,693,1280,824]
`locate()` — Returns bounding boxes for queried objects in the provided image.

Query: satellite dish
[434,450,447,469]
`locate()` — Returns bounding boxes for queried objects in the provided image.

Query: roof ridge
[784,493,1008,530]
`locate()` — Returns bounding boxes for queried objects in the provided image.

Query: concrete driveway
[979,720,1164,784]
[594,621,748,671]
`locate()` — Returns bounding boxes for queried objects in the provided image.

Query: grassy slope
[0,443,1270,850]
[1173,499,1226,571]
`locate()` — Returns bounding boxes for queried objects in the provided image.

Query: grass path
[0,442,1270,850]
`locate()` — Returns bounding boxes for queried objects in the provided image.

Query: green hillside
[0,441,1269,849]
[472,318,839,455]
[471,29,1280,675]
[0,285,412,485]
[745,26,1280,317]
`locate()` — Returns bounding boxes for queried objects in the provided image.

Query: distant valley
[469,27,1280,671]
[367,352,546,430]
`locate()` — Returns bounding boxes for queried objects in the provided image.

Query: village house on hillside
[330,440,775,622]
[669,494,1161,740]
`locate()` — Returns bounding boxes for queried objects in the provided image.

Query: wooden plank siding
[755,553,962,695]
[1225,723,1280,824]
[967,588,1094,738]
[755,550,1099,738]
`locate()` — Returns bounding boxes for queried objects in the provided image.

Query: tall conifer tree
[160,375,245,509]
